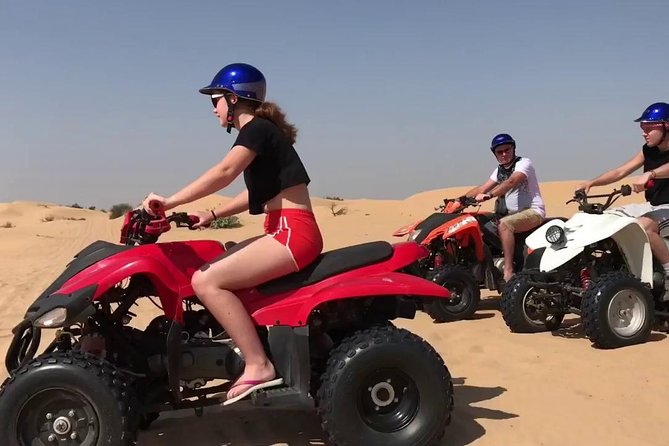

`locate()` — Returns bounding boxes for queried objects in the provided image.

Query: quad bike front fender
[527,212,654,286]
[393,220,421,237]
[54,256,186,322]
[251,272,451,327]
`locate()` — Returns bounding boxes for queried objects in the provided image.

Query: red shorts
[264,209,323,271]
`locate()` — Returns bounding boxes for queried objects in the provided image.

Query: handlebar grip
[187,215,201,229]
[148,200,164,212]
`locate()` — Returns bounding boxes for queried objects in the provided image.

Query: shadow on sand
[441,377,518,446]
[138,377,517,446]
[551,318,667,345]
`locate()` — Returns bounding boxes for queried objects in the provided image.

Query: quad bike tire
[316,325,453,446]
[501,273,564,333]
[581,271,654,349]
[425,265,481,322]
[0,350,137,446]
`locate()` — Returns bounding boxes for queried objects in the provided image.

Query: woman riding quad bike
[0,62,456,446]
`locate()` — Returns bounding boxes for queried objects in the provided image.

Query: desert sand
[1,180,667,446]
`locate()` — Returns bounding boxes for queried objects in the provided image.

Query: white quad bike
[500,181,669,349]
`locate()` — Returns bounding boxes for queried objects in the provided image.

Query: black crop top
[643,144,669,206]
[233,117,311,215]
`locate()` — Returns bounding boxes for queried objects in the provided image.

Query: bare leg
[498,211,543,282]
[638,217,669,264]
[191,235,297,400]
[498,222,515,281]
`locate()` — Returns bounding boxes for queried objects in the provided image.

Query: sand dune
[2,180,666,446]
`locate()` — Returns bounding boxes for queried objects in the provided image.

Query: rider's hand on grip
[188,215,208,230]
[149,200,164,213]
[568,189,586,204]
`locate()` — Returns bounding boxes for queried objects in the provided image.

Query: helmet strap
[225,95,235,134]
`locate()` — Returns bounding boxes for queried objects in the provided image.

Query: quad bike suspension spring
[580,267,592,290]
[434,252,443,269]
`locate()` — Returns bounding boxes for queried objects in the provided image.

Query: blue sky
[1,0,666,208]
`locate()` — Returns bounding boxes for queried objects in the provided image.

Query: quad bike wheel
[0,351,136,446]
[581,271,654,349]
[501,273,564,333]
[425,265,481,322]
[317,325,453,446]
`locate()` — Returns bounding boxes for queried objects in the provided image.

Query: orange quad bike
[394,196,564,322]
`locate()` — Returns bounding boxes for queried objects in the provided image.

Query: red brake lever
[645,179,656,189]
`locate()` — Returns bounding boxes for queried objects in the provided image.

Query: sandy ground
[1,180,667,446]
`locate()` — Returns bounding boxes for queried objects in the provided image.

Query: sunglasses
[640,122,665,132]
[494,146,514,156]
[211,94,226,108]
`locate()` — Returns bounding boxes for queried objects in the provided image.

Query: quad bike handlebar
[438,196,479,213]
[568,180,654,214]
[147,199,203,228]
[120,201,204,245]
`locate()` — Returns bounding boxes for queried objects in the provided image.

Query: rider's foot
[224,361,281,406]
[503,269,514,282]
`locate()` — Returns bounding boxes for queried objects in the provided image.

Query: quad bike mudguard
[526,211,654,286]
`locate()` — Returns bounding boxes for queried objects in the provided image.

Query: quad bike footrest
[250,386,313,409]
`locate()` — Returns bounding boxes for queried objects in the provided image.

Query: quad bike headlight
[34,307,67,328]
[545,225,566,245]
[408,229,422,241]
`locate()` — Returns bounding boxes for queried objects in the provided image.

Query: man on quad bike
[464,133,546,282]
[143,62,324,405]
[578,102,669,297]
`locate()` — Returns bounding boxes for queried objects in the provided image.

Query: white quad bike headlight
[545,225,566,245]
[408,229,422,241]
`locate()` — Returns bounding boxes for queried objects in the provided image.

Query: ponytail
[252,101,298,145]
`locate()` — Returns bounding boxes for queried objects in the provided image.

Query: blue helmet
[634,102,669,123]
[490,133,516,152]
[199,63,266,102]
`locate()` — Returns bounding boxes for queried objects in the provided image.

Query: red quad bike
[1,201,455,446]
[394,196,564,322]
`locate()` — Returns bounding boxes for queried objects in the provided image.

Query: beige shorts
[499,209,544,233]
[610,202,669,237]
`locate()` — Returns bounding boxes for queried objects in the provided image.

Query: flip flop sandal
[222,377,284,406]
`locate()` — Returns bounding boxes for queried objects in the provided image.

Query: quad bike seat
[257,241,394,295]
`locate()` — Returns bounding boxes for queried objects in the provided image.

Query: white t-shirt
[489,157,545,218]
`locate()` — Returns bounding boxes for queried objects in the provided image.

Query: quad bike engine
[133,312,245,387]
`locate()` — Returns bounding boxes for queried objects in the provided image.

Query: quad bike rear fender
[250,271,451,326]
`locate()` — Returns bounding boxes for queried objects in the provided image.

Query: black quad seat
[257,241,394,295]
